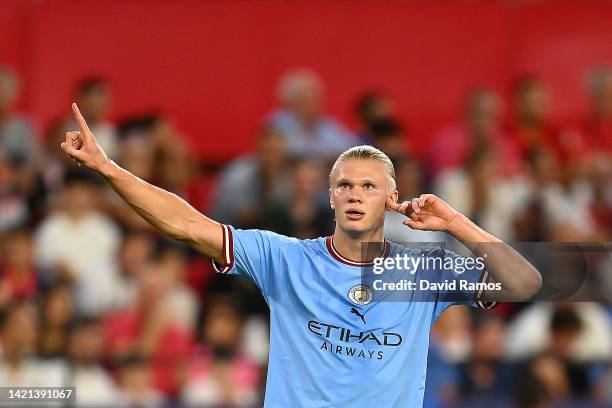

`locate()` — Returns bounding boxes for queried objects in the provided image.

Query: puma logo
[350,307,366,324]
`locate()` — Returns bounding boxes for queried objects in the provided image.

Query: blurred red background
[1,0,611,159]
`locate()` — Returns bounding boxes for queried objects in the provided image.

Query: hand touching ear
[386,194,459,232]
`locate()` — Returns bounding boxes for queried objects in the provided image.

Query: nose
[348,188,364,203]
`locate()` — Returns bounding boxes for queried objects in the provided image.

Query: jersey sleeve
[426,247,498,324]
[210,224,290,298]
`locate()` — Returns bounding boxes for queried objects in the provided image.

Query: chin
[338,220,372,235]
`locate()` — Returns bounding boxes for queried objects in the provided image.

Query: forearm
[447,214,542,301]
[99,160,223,261]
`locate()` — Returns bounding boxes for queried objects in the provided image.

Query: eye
[339,182,350,189]
[364,183,375,190]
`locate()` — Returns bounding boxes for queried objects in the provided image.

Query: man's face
[329,159,397,235]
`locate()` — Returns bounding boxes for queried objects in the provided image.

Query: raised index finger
[72,103,91,134]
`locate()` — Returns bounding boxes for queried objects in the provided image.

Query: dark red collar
[325,236,390,267]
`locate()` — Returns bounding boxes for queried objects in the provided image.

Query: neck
[332,225,385,262]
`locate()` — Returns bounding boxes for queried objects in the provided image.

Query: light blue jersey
[212,225,495,408]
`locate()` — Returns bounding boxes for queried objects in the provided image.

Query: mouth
[345,208,366,220]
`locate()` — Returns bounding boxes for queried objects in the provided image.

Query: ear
[387,189,399,210]
[328,188,335,209]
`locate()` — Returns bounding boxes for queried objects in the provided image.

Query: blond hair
[329,145,396,191]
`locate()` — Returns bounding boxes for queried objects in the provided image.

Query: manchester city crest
[348,284,373,306]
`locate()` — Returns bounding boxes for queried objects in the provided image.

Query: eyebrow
[335,178,377,186]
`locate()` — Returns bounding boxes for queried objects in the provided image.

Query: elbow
[514,267,542,301]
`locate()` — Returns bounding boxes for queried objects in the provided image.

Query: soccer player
[61,103,541,407]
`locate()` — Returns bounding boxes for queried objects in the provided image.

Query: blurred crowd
[0,65,611,408]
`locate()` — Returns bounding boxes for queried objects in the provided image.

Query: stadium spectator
[507,75,560,159]
[0,152,30,233]
[34,168,121,284]
[115,353,166,408]
[434,145,530,241]
[0,228,39,308]
[583,67,612,154]
[0,301,67,386]
[512,147,559,242]
[354,90,396,143]
[155,245,199,330]
[0,67,40,174]
[183,296,260,408]
[104,261,195,395]
[369,118,409,156]
[428,88,521,180]
[40,119,75,197]
[459,314,510,406]
[260,157,333,239]
[75,229,154,318]
[37,282,73,359]
[211,126,290,227]
[505,302,612,363]
[423,306,471,408]
[69,77,119,160]
[68,317,119,406]
[267,69,356,158]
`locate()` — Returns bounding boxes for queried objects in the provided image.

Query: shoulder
[232,227,321,250]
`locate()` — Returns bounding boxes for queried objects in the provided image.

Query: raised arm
[61,103,224,264]
[386,194,542,302]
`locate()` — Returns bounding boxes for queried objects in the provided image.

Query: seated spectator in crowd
[513,147,560,242]
[117,115,161,182]
[0,67,40,183]
[267,69,356,158]
[40,119,75,197]
[424,306,471,408]
[546,307,592,398]
[37,282,73,359]
[505,302,612,363]
[587,154,612,240]
[154,245,199,330]
[34,168,121,284]
[539,157,598,242]
[582,67,612,154]
[385,156,446,243]
[260,157,333,239]
[211,126,290,228]
[0,152,30,234]
[518,307,596,406]
[104,261,195,396]
[67,77,119,160]
[594,366,612,405]
[369,118,409,156]
[116,113,210,215]
[76,229,154,318]
[155,132,197,201]
[68,317,119,407]
[428,88,521,180]
[511,368,551,408]
[459,314,511,406]
[183,295,260,408]
[507,75,560,159]
[115,354,166,408]
[0,301,67,386]
[0,228,39,309]
[434,145,530,241]
[354,90,396,143]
